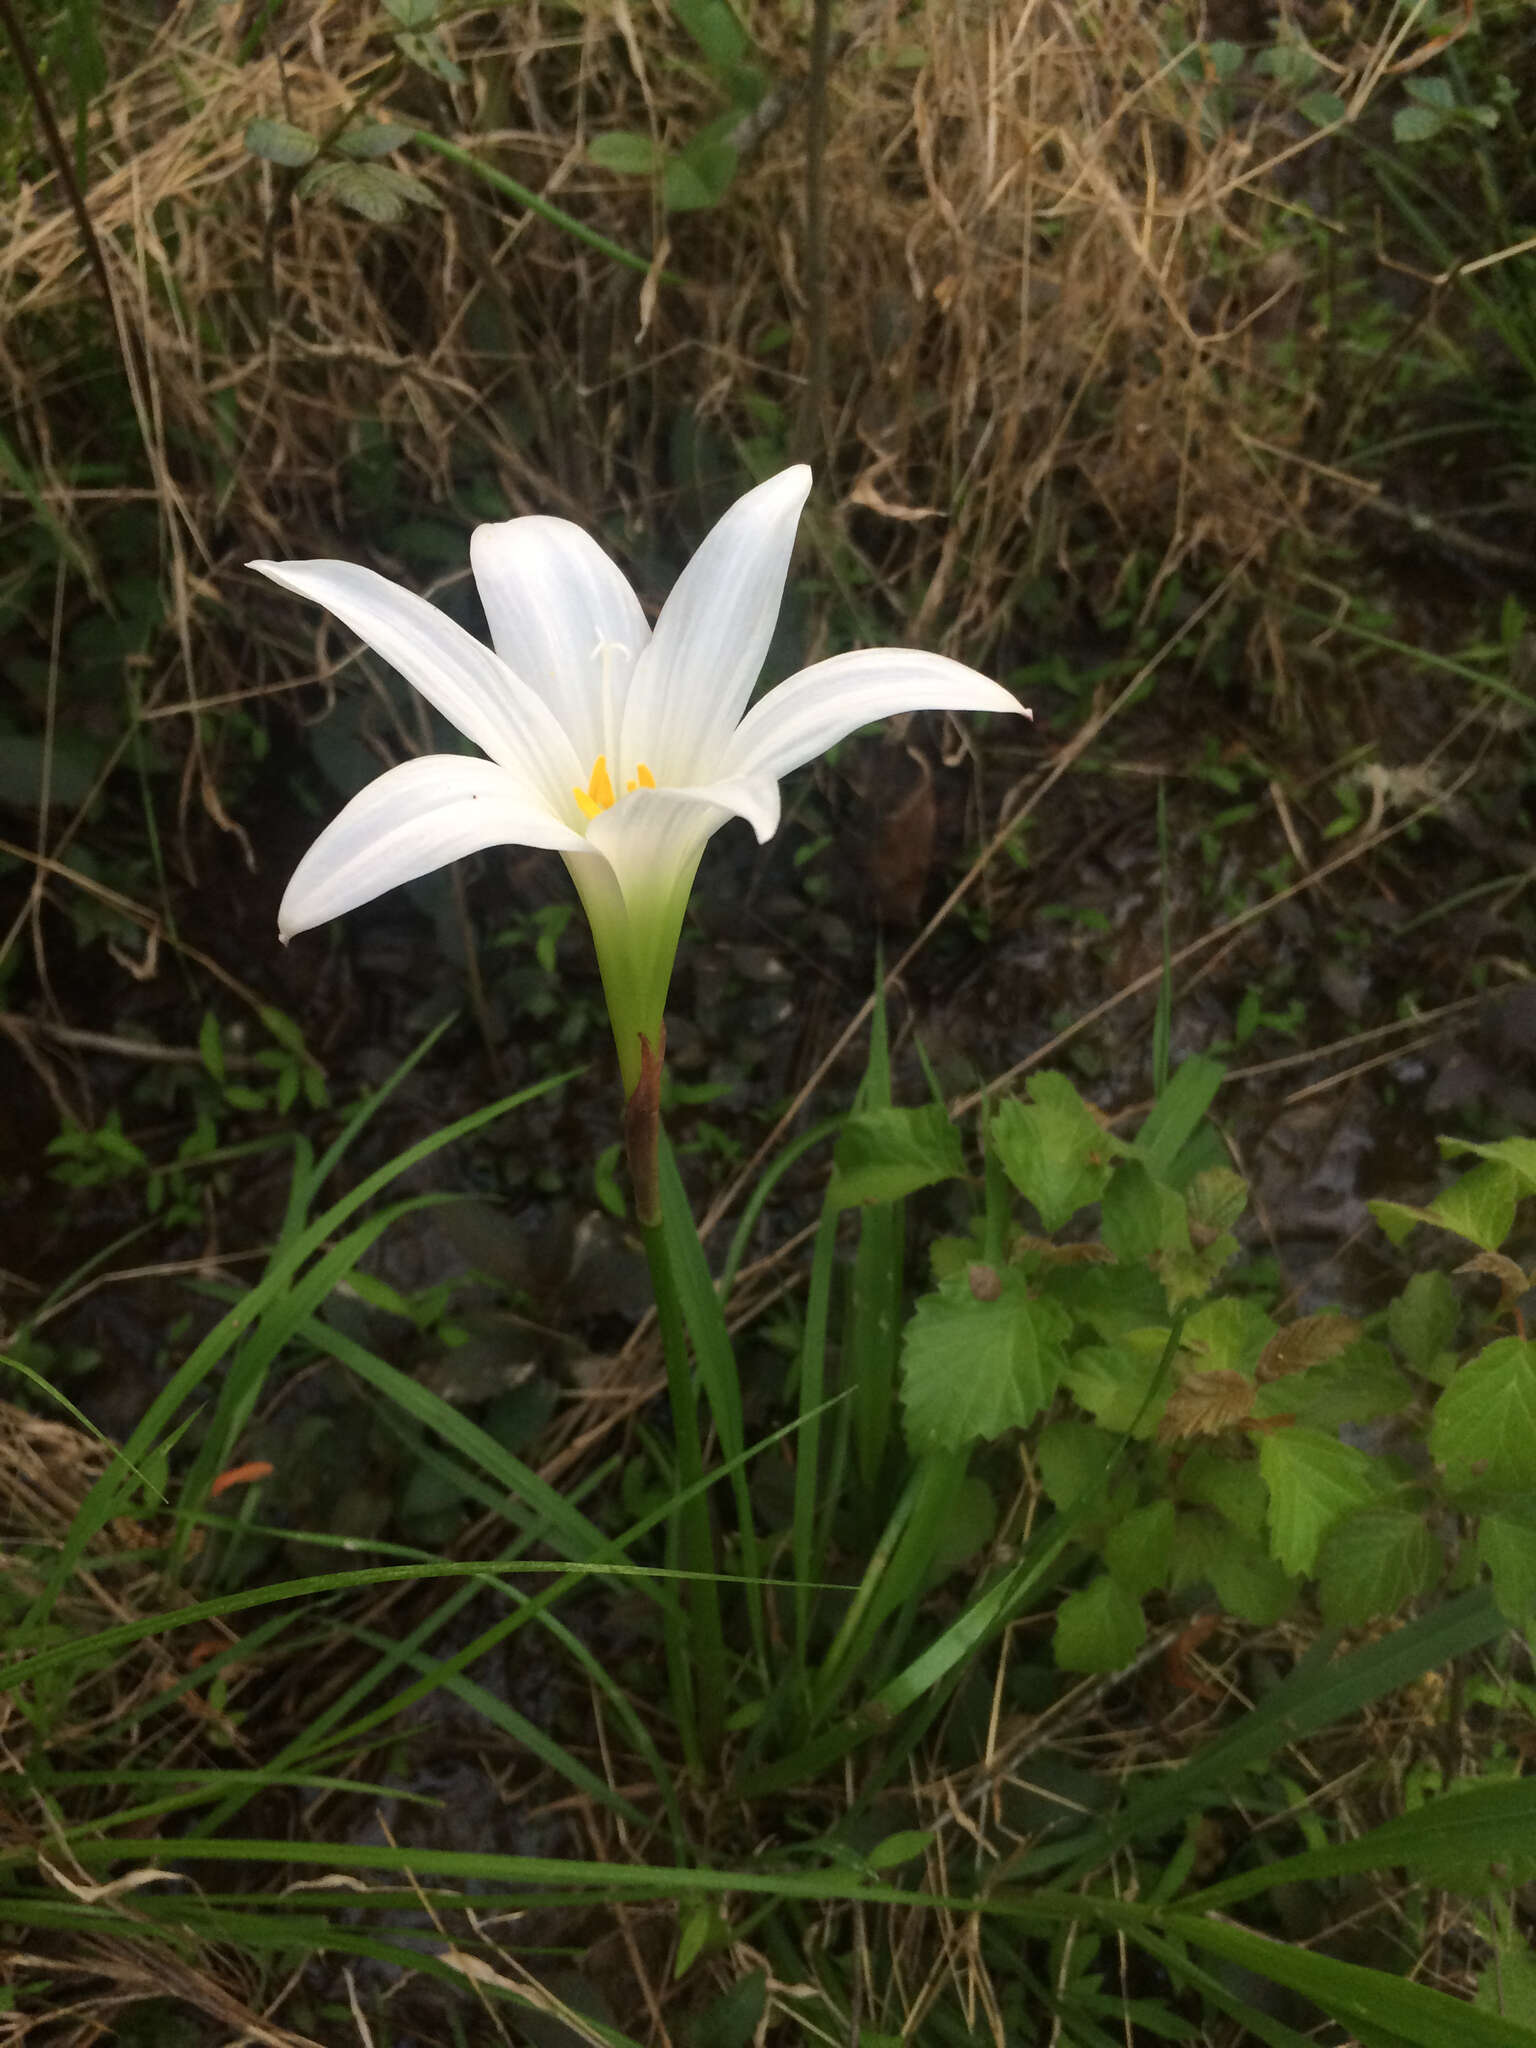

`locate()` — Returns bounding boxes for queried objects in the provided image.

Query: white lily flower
[255,465,1026,1095]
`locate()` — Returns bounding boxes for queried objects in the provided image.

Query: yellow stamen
[573,754,615,820]
[626,763,656,794]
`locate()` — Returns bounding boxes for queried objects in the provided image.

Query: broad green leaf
[1064,1333,1170,1438]
[1176,1447,1267,1540]
[1477,1500,1536,1621]
[664,136,738,213]
[1104,1498,1174,1597]
[383,0,434,23]
[1055,1573,1146,1672]
[1298,88,1347,127]
[1387,1269,1458,1373]
[900,1269,1067,1452]
[1393,102,1447,143]
[672,0,749,69]
[298,160,439,224]
[687,1967,767,2048]
[1185,1165,1247,1233]
[829,1104,965,1208]
[1035,1418,1120,1511]
[1255,1341,1411,1430]
[1132,1055,1224,1178]
[587,129,664,175]
[1317,1507,1440,1626]
[336,121,414,159]
[1430,1339,1536,1498]
[1441,1133,1536,1195]
[1101,1161,1187,1263]
[1477,1941,1536,2026]
[1372,1161,1518,1255]
[1041,1259,1169,1338]
[1259,1426,1384,1577]
[1209,1536,1296,1625]
[244,116,318,168]
[992,1073,1123,1231]
[924,1474,996,1581]
[1179,1296,1274,1378]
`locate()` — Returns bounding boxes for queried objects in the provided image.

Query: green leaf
[1404,74,1456,110]
[1318,1508,1440,1626]
[1387,1269,1458,1372]
[1064,1333,1170,1438]
[829,1104,965,1208]
[1478,1501,1536,1621]
[1209,1536,1297,1625]
[394,28,466,83]
[1372,1160,1518,1255]
[1180,1296,1274,1378]
[243,116,319,168]
[1298,88,1348,128]
[900,1269,1067,1451]
[1036,1419,1120,1511]
[686,1967,767,2048]
[298,160,438,224]
[1185,1165,1247,1234]
[1259,1426,1384,1577]
[336,121,414,160]
[1133,1055,1224,1178]
[1440,1133,1536,1195]
[198,1010,224,1085]
[1101,1162,1188,1262]
[864,1828,933,1872]
[1430,1339,1536,1498]
[1055,1573,1146,1672]
[663,135,738,212]
[383,0,434,23]
[1174,1449,1264,1539]
[925,1474,996,1581]
[992,1073,1123,1231]
[671,0,749,70]
[1393,102,1448,143]
[1255,1341,1412,1430]
[1104,1498,1174,1597]
[587,129,664,175]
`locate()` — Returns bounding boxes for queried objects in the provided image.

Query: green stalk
[642,1213,726,1763]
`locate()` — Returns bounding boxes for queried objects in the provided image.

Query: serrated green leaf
[993,1073,1123,1231]
[1064,1333,1171,1438]
[1176,1447,1267,1540]
[336,121,414,160]
[1318,1507,1440,1626]
[1430,1339,1536,1498]
[298,160,439,224]
[1388,1269,1458,1372]
[587,129,664,175]
[244,116,319,168]
[829,1104,965,1208]
[1055,1573,1146,1672]
[1180,1296,1274,1378]
[1255,1341,1412,1430]
[1477,1501,1536,1622]
[1372,1160,1517,1254]
[1036,1418,1120,1511]
[1104,1498,1174,1597]
[1440,1133,1536,1194]
[1210,1536,1297,1624]
[1259,1426,1384,1577]
[1185,1165,1247,1233]
[900,1269,1067,1451]
[1101,1161,1188,1262]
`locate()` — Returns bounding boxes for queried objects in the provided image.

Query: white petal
[583,785,730,921]
[279,755,586,939]
[250,558,583,807]
[469,517,650,769]
[724,648,1025,784]
[619,466,812,781]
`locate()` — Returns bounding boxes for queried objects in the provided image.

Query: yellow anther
[573,754,615,820]
[626,763,656,794]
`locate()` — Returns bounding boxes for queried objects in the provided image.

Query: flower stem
[642,1209,726,1764]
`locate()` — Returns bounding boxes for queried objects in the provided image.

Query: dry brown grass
[2,0,1429,705]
